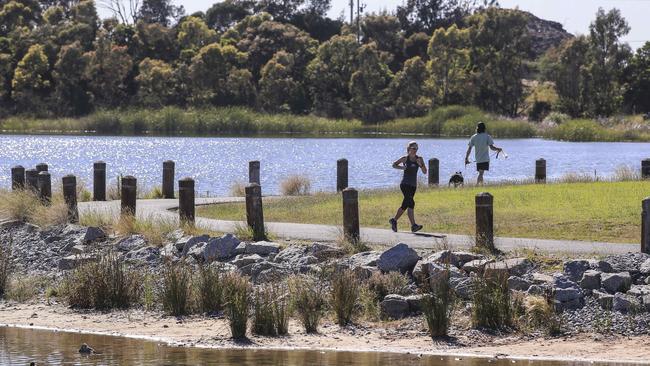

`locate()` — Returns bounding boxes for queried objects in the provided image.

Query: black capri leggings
[400,184,417,210]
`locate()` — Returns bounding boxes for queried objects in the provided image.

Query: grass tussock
[366,272,410,300]
[471,273,512,329]
[6,275,49,302]
[280,175,312,196]
[229,180,247,197]
[197,264,223,314]
[331,269,359,326]
[288,275,327,333]
[0,241,11,299]
[162,261,193,316]
[252,284,290,336]
[114,214,177,247]
[522,295,562,335]
[223,272,251,340]
[61,252,141,310]
[421,270,456,337]
[335,230,370,254]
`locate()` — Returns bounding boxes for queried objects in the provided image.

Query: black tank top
[401,156,419,187]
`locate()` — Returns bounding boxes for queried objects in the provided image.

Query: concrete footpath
[78,198,639,256]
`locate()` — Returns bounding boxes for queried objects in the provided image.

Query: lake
[1,135,648,195]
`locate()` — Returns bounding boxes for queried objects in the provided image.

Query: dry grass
[280,175,311,196]
[288,274,327,333]
[0,190,68,227]
[6,274,50,302]
[523,295,561,335]
[0,241,11,298]
[331,269,359,326]
[162,261,193,316]
[114,214,177,247]
[223,272,252,340]
[230,180,246,197]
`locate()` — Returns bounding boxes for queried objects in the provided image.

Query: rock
[161,243,179,259]
[405,294,426,313]
[380,294,410,319]
[426,250,457,266]
[338,251,381,270]
[352,265,379,280]
[414,261,464,288]
[553,274,584,309]
[70,245,87,255]
[579,270,601,290]
[177,234,210,254]
[116,235,147,252]
[640,259,650,275]
[604,253,650,274]
[452,252,484,267]
[627,284,650,297]
[254,263,292,283]
[124,246,160,264]
[593,290,614,310]
[508,276,531,291]
[462,259,493,273]
[526,285,546,296]
[642,295,650,312]
[589,259,614,273]
[613,293,640,313]
[563,260,590,282]
[81,227,106,243]
[231,254,264,268]
[601,272,632,294]
[79,343,94,354]
[188,234,240,262]
[555,287,582,303]
[556,297,585,312]
[308,242,344,260]
[484,258,533,277]
[531,272,554,284]
[58,254,97,270]
[377,243,420,274]
[240,241,281,256]
[274,246,311,266]
[450,276,473,300]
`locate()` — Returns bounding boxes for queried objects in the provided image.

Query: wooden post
[11,165,25,191]
[121,175,137,217]
[162,160,175,199]
[25,169,39,192]
[337,158,348,192]
[179,177,195,225]
[428,158,439,186]
[475,192,494,250]
[35,163,48,172]
[37,171,51,204]
[641,197,650,254]
[249,160,260,184]
[62,175,79,223]
[642,159,650,179]
[245,183,265,241]
[93,161,106,201]
[535,158,546,183]
[342,187,360,242]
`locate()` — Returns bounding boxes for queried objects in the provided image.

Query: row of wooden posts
[9,158,650,253]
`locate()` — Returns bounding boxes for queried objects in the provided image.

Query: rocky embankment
[2,220,650,335]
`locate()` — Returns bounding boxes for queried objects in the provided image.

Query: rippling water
[0,327,626,365]
[1,135,648,195]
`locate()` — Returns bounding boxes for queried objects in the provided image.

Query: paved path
[78,198,640,256]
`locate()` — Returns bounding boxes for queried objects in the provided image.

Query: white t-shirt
[468,133,494,163]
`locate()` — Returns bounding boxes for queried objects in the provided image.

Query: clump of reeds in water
[331,269,359,326]
[223,272,251,340]
[252,283,290,336]
[471,272,512,329]
[289,274,327,333]
[162,261,193,316]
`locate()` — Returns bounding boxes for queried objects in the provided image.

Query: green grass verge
[196,181,649,243]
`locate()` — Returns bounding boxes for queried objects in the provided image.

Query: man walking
[465,122,502,185]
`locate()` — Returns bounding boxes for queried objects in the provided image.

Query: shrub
[544,119,607,142]
[6,275,48,302]
[331,269,359,326]
[365,272,410,301]
[162,261,193,316]
[280,175,311,196]
[335,230,369,254]
[471,273,512,329]
[223,272,251,340]
[544,112,570,125]
[0,241,11,298]
[197,264,223,314]
[421,270,455,337]
[61,252,141,309]
[0,190,40,222]
[289,275,327,333]
[114,214,177,247]
[523,295,561,335]
[229,180,246,197]
[252,284,289,336]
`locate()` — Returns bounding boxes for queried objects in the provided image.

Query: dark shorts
[477,162,489,171]
[400,184,417,210]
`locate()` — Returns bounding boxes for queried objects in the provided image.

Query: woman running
[389,141,427,233]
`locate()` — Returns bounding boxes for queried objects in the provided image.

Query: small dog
[448,171,464,187]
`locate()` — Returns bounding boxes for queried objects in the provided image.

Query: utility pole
[349,0,354,25]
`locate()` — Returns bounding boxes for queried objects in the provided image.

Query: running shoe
[411,224,423,233]
[389,218,397,232]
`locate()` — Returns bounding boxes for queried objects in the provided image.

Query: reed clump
[365,272,410,300]
[161,261,193,316]
[252,284,290,336]
[288,274,327,333]
[0,241,11,299]
[471,273,513,329]
[420,270,456,337]
[331,269,359,326]
[523,295,562,335]
[223,272,251,340]
[280,175,312,196]
[197,264,223,314]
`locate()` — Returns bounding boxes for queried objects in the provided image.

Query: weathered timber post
[535,158,546,183]
[337,159,348,192]
[475,192,494,250]
[428,158,439,186]
[62,175,79,223]
[179,177,195,225]
[93,161,106,201]
[121,176,137,217]
[162,160,175,199]
[11,165,25,190]
[245,183,265,241]
[642,198,650,254]
[25,169,39,192]
[342,187,360,243]
[37,171,51,204]
[35,163,48,172]
[642,159,650,179]
[249,160,260,185]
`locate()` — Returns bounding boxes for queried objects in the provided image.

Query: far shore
[2,303,650,364]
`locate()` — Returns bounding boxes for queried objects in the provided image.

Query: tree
[254,0,303,22]
[85,30,133,108]
[11,44,51,114]
[307,34,359,118]
[349,43,393,122]
[396,0,498,35]
[428,24,470,105]
[132,20,178,62]
[205,0,253,32]
[624,42,650,113]
[467,7,528,116]
[176,16,217,59]
[390,56,430,117]
[224,68,255,106]
[0,0,40,35]
[258,50,298,112]
[137,0,184,26]
[53,42,91,115]
[361,13,404,70]
[188,42,247,105]
[135,57,174,106]
[404,32,430,60]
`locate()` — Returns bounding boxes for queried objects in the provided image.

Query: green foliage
[289,274,327,333]
[471,273,512,329]
[252,284,290,336]
[197,264,224,314]
[223,272,251,339]
[390,56,430,117]
[349,43,393,122]
[421,269,455,337]
[162,261,193,316]
[428,24,470,106]
[330,269,359,326]
[0,241,10,299]
[12,44,51,114]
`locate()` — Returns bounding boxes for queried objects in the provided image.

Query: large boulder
[80,226,106,243]
[563,260,590,282]
[178,235,210,255]
[453,252,485,267]
[553,274,584,310]
[380,294,410,319]
[613,293,640,313]
[508,276,532,291]
[601,272,632,294]
[462,259,493,273]
[338,251,381,270]
[413,261,464,287]
[640,259,650,275]
[308,242,345,261]
[377,243,420,274]
[593,290,614,310]
[274,246,318,267]
[627,284,650,297]
[604,253,650,274]
[249,261,291,283]
[589,259,614,273]
[187,234,240,262]
[579,270,601,290]
[235,241,281,256]
[116,235,147,252]
[124,246,160,265]
[450,276,473,300]
[484,258,533,278]
[231,254,264,268]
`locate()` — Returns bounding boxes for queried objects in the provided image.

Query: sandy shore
[1,301,649,364]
